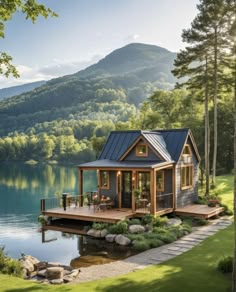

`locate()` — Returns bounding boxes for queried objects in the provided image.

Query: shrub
[92,222,109,230]
[141,214,154,225]
[0,247,23,277]
[218,256,233,273]
[194,218,209,226]
[127,234,145,242]
[181,223,192,233]
[219,204,233,216]
[157,233,177,243]
[153,227,168,234]
[148,239,164,248]
[225,209,233,216]
[132,240,150,251]
[108,221,128,234]
[152,216,168,227]
[168,226,185,238]
[129,218,141,225]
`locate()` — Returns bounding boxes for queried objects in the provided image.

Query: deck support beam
[79,169,83,206]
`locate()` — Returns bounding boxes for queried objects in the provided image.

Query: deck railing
[156,193,173,211]
[40,194,84,212]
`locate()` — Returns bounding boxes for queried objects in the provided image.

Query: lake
[0,162,130,266]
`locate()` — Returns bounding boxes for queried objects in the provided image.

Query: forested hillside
[0,43,177,163]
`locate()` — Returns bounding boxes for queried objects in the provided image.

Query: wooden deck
[175,204,224,219]
[42,206,135,224]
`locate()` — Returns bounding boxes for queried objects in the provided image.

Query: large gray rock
[46,267,64,280]
[128,224,145,234]
[22,255,40,266]
[87,228,108,238]
[115,234,131,246]
[37,269,47,278]
[166,218,182,226]
[50,278,64,284]
[105,234,117,243]
[20,259,34,273]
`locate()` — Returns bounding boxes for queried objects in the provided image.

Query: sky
[0,0,199,89]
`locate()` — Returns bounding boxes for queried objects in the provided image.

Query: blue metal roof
[96,128,192,163]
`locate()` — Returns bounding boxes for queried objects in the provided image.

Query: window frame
[181,164,193,190]
[100,170,110,189]
[136,144,148,157]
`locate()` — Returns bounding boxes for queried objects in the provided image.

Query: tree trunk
[232,52,236,292]
[212,27,218,186]
[205,55,210,196]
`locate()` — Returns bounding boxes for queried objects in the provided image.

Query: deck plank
[175,204,224,219]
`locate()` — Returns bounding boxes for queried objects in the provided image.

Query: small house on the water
[78,128,201,216]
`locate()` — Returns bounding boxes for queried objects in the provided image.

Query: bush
[0,247,23,277]
[148,239,164,248]
[153,216,168,227]
[92,222,109,230]
[157,233,177,243]
[132,240,150,251]
[153,227,168,234]
[218,256,233,273]
[141,214,154,225]
[194,218,209,226]
[181,223,192,234]
[129,218,141,225]
[168,226,185,238]
[220,203,233,216]
[127,234,145,242]
[108,221,128,234]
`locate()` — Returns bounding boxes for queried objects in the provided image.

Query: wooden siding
[176,138,198,208]
[100,170,117,198]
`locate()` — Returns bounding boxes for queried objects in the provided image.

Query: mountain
[0,80,47,100]
[0,43,177,136]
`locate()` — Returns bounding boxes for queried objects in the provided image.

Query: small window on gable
[100,171,109,189]
[182,144,192,164]
[183,145,192,156]
[136,144,148,156]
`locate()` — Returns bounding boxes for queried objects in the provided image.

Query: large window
[136,144,148,156]
[156,171,164,192]
[100,171,109,189]
[181,165,193,190]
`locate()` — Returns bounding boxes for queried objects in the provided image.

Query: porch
[175,204,224,219]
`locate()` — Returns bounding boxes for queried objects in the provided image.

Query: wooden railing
[156,193,173,211]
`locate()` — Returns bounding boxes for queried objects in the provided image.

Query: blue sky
[0,0,199,88]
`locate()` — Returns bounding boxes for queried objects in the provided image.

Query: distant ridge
[0,80,47,100]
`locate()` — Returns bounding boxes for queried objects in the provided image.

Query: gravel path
[75,217,232,283]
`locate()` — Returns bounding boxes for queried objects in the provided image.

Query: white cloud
[124,34,140,43]
[0,55,103,89]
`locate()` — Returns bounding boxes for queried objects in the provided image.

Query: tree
[0,0,57,77]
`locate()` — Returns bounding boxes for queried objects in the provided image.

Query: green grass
[0,174,234,292]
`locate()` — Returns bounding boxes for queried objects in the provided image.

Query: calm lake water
[0,163,106,266]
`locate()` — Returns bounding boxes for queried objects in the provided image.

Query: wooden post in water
[40,199,45,212]
[62,193,67,211]
[79,169,83,207]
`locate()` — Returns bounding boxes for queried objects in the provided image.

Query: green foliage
[194,218,209,226]
[217,256,233,273]
[132,240,150,252]
[128,218,141,225]
[141,214,154,225]
[92,222,109,230]
[153,227,168,234]
[152,216,168,227]
[108,221,128,234]
[0,247,23,277]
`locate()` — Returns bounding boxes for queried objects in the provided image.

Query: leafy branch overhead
[0,0,57,78]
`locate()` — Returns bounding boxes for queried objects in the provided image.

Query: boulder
[63,275,74,283]
[166,218,182,226]
[46,267,64,280]
[20,259,34,274]
[87,229,102,238]
[128,224,145,234]
[115,234,131,246]
[105,234,117,243]
[69,269,80,278]
[50,278,64,285]
[100,229,108,238]
[48,262,61,267]
[37,269,47,278]
[22,255,40,266]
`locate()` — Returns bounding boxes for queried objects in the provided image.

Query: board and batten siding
[175,139,199,208]
[124,146,161,162]
[100,171,117,199]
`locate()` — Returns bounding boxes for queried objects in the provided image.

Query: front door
[121,171,132,208]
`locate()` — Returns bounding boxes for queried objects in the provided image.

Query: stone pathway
[75,217,232,283]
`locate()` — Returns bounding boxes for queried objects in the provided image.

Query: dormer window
[182,144,192,164]
[136,144,148,156]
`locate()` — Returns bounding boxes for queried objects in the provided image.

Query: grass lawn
[0,175,234,292]
[216,175,234,209]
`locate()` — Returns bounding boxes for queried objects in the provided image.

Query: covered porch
[78,160,176,216]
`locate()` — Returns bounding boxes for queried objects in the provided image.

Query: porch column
[117,171,121,209]
[132,171,136,212]
[79,169,83,206]
[97,169,100,195]
[172,165,176,209]
[150,170,156,215]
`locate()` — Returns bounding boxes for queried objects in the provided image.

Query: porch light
[117,171,121,176]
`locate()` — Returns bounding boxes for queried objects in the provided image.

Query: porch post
[117,171,121,209]
[150,169,156,215]
[132,171,136,212]
[97,169,100,196]
[79,169,83,206]
[153,169,157,213]
[172,165,176,209]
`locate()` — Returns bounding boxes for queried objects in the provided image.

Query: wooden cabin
[78,128,201,216]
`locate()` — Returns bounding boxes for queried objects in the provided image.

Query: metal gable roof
[98,131,141,160]
[142,132,172,161]
[98,128,194,163]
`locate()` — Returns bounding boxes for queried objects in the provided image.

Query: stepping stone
[174,243,193,249]
[181,237,202,242]
[167,246,181,251]
[162,250,183,256]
